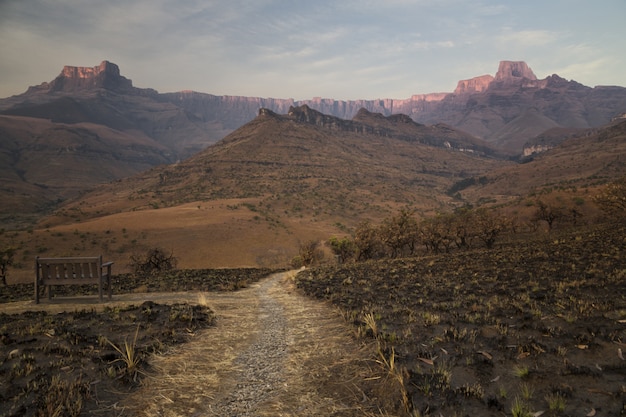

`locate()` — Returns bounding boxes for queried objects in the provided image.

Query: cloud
[496,29,562,48]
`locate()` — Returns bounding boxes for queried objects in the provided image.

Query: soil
[296,223,626,416]
[0,269,271,416]
[2,223,625,417]
[0,269,388,416]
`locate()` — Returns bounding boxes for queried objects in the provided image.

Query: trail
[120,271,379,417]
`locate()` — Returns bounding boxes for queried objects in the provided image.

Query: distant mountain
[0,115,172,227]
[151,61,626,153]
[2,60,626,227]
[44,105,508,227]
[42,106,626,249]
[0,61,230,160]
[2,60,625,156]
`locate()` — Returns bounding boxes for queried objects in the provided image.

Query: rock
[494,60,537,82]
[454,75,494,94]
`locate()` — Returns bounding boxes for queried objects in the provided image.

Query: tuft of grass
[545,392,566,412]
[376,344,412,413]
[510,396,532,417]
[363,312,378,338]
[520,382,534,400]
[513,364,530,378]
[106,325,142,381]
[197,292,210,307]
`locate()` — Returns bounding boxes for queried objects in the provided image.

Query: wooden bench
[35,256,113,304]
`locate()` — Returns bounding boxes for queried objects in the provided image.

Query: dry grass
[118,272,395,416]
[120,288,261,416]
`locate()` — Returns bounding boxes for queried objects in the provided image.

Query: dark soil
[296,224,626,416]
[0,268,275,417]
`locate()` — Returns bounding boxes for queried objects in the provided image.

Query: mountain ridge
[3,60,625,154]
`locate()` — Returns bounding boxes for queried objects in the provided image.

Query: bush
[129,248,178,276]
[328,236,356,264]
[594,176,626,220]
[298,240,324,267]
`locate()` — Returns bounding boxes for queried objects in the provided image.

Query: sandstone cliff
[2,60,626,156]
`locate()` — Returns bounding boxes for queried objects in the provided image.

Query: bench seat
[35,255,113,303]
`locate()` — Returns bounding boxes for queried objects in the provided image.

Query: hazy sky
[0,0,624,100]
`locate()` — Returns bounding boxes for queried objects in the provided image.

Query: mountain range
[1,60,625,229]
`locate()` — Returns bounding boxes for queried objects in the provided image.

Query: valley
[0,59,625,416]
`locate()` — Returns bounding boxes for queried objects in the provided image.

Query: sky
[0,0,624,100]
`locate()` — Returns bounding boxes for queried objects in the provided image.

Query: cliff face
[454,75,494,94]
[494,60,537,82]
[2,60,626,156]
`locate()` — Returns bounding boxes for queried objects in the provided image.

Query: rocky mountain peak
[494,61,537,82]
[60,60,120,79]
[31,60,134,93]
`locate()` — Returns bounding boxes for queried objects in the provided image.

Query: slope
[0,115,172,228]
[46,105,507,226]
[456,119,626,205]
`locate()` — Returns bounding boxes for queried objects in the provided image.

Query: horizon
[1,1,625,100]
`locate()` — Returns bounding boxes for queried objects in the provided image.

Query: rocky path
[121,271,379,417]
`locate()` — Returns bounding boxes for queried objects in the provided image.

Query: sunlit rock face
[27,61,135,93]
[494,61,537,82]
[454,75,495,94]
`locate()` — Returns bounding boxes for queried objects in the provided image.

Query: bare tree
[129,248,178,276]
[420,215,454,254]
[532,200,564,231]
[0,246,16,286]
[473,209,506,249]
[379,208,419,258]
[354,220,385,261]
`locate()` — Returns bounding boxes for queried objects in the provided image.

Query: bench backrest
[36,256,102,281]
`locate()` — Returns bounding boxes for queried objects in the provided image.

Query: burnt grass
[0,268,275,417]
[297,223,626,416]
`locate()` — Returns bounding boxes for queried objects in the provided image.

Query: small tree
[379,208,419,258]
[532,200,564,231]
[451,208,475,249]
[129,248,177,276]
[298,240,324,267]
[473,209,506,249]
[0,247,16,286]
[594,176,626,219]
[327,236,356,264]
[353,220,385,261]
[420,215,454,254]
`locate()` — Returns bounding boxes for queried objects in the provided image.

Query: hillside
[0,115,171,227]
[2,108,626,282]
[456,119,626,204]
[45,105,505,224]
[1,60,625,229]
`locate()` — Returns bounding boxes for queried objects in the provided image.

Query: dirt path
[119,271,381,417]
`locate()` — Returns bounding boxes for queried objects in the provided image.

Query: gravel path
[207,276,288,416]
[121,271,379,417]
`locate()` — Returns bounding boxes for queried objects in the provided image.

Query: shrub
[593,176,626,220]
[129,248,178,276]
[298,240,324,267]
[327,236,356,264]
